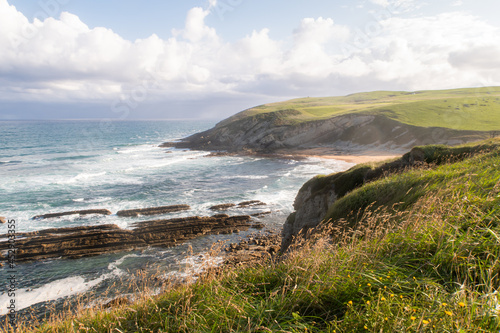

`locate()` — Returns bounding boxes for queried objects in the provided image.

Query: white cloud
[370,0,390,7]
[0,0,500,118]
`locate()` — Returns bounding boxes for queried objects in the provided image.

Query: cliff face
[281,143,498,250]
[167,112,486,154]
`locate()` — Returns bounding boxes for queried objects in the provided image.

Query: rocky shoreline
[0,214,268,263]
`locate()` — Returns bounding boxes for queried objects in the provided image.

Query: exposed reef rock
[281,143,498,250]
[209,203,236,211]
[0,215,256,263]
[32,209,112,220]
[130,215,253,247]
[238,200,267,207]
[116,205,190,217]
[209,201,267,211]
[0,217,6,224]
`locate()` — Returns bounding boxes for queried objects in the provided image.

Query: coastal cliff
[282,141,500,250]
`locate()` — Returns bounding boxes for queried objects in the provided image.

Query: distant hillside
[166,87,500,153]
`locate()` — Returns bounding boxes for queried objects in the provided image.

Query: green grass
[222,87,500,131]
[15,140,500,332]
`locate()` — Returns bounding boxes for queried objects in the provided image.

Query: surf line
[6,218,17,330]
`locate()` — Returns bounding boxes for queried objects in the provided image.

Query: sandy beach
[277,147,402,164]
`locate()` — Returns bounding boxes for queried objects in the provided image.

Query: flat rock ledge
[209,201,267,211]
[0,215,254,263]
[117,205,190,217]
[32,209,112,220]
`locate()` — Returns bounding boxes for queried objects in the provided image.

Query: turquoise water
[0,120,353,320]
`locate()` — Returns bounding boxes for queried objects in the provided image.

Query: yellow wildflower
[366,301,371,305]
[348,301,353,306]
[445,310,453,316]
[381,297,386,301]
[423,320,429,325]
[410,316,416,320]
[458,302,466,307]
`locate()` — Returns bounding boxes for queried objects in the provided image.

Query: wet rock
[131,215,252,247]
[158,142,178,148]
[238,200,267,207]
[0,225,145,262]
[209,203,236,211]
[0,215,255,263]
[251,211,272,217]
[212,214,230,218]
[204,151,236,157]
[0,217,6,224]
[117,205,190,217]
[32,209,112,220]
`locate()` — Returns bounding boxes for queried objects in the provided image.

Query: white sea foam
[0,253,144,315]
[0,276,104,315]
[221,175,269,180]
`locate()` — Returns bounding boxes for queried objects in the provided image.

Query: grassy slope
[221,87,500,131]
[28,139,500,332]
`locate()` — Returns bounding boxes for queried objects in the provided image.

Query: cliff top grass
[19,139,500,332]
[220,86,500,131]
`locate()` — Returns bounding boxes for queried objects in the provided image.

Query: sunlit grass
[226,86,500,131]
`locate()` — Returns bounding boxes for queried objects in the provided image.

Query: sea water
[0,120,353,320]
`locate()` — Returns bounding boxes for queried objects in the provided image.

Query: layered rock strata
[116,205,190,217]
[32,209,112,220]
[0,215,255,263]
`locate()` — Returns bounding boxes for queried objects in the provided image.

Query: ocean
[0,120,353,321]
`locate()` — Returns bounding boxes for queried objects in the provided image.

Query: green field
[226,87,500,131]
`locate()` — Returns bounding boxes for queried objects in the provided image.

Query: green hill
[169,87,500,153]
[28,139,500,332]
[222,87,500,131]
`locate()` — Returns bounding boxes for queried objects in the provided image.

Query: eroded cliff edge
[281,143,498,250]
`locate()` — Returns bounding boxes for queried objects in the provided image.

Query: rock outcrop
[0,217,6,224]
[0,215,256,263]
[224,232,281,266]
[209,201,267,211]
[116,205,190,217]
[32,209,112,220]
[209,204,236,211]
[238,200,267,207]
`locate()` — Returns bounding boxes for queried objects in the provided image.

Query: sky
[1,0,500,120]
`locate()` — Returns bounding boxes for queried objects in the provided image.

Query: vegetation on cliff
[20,139,500,332]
